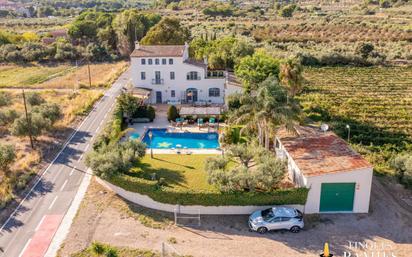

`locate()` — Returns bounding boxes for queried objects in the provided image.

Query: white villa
[130,42,238,105]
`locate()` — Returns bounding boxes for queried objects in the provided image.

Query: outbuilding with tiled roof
[275,126,373,214]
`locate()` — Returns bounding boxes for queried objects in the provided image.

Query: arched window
[209,88,220,97]
[187,71,200,80]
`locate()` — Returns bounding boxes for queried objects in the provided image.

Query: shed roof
[277,126,372,177]
[131,45,185,57]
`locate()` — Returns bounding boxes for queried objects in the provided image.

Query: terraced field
[298,66,412,174]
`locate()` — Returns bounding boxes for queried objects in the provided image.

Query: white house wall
[304,168,373,214]
[131,56,226,104]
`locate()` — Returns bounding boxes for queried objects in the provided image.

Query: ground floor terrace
[134,87,225,105]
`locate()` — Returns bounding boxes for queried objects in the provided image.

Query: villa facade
[130,43,235,105]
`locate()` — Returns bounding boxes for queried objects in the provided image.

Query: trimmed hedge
[108,175,308,206]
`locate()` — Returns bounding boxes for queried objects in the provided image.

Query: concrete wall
[131,56,226,104]
[95,177,304,215]
[305,168,373,214]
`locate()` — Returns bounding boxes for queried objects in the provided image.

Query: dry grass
[0,61,127,208]
[0,64,70,88]
[39,62,128,89]
[0,61,128,89]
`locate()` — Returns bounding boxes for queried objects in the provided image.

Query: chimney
[204,56,208,75]
[183,42,189,61]
[135,41,140,50]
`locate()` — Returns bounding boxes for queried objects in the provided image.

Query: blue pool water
[130,133,140,140]
[142,129,219,149]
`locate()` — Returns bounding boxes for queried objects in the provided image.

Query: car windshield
[261,208,274,221]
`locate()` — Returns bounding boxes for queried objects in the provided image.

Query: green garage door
[320,183,355,212]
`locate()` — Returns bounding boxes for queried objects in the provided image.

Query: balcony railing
[152,78,164,85]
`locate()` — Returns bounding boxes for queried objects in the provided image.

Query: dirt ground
[58,177,412,257]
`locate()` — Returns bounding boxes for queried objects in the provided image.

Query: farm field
[0,61,128,208]
[298,66,412,175]
[0,62,128,88]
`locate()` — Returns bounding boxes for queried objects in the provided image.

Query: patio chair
[197,118,204,128]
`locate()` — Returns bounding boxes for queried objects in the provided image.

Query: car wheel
[290,226,300,233]
[257,227,268,234]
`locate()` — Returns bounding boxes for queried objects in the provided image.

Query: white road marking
[18,238,31,257]
[35,216,46,231]
[69,168,75,176]
[78,154,83,161]
[84,144,90,152]
[48,196,58,210]
[96,124,101,132]
[60,180,68,192]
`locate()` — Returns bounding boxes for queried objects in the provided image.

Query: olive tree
[0,144,16,177]
[205,143,286,192]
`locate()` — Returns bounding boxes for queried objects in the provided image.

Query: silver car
[248,206,304,233]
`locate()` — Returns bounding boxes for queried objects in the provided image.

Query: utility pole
[22,89,34,149]
[87,61,92,88]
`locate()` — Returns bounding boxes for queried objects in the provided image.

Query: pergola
[179,107,221,117]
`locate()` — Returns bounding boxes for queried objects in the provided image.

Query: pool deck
[126,104,222,154]
[145,148,222,154]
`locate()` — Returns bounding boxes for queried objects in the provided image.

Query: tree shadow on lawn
[125,162,188,189]
[152,156,195,170]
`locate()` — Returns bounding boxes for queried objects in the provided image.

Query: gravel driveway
[58,177,412,257]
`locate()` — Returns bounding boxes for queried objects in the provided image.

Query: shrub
[0,109,19,126]
[167,105,179,121]
[26,92,45,106]
[146,106,155,121]
[20,42,49,62]
[91,241,105,255]
[32,103,62,124]
[391,154,412,188]
[0,144,16,176]
[105,247,118,257]
[0,92,11,107]
[206,144,286,192]
[279,4,296,18]
[11,112,52,139]
[86,140,146,179]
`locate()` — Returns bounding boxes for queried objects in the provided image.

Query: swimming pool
[141,128,219,149]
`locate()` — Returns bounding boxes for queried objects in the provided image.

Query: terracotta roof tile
[277,126,373,177]
[131,45,185,57]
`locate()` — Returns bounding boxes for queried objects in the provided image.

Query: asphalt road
[0,69,130,257]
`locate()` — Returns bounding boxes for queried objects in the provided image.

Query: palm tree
[279,58,304,99]
[256,76,300,148]
[229,76,300,149]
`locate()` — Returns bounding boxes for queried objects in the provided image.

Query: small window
[141,59,146,65]
[141,72,146,80]
[209,88,220,97]
[155,58,159,65]
[162,58,167,65]
[171,90,175,97]
[170,71,175,80]
[148,59,153,65]
[169,58,173,65]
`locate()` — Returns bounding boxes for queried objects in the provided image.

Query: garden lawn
[108,154,308,206]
